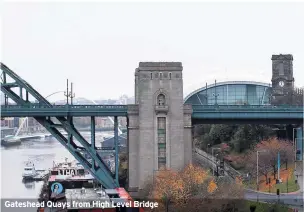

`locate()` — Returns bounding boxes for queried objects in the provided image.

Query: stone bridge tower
[127,62,192,195]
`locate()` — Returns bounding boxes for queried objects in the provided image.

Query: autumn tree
[246,137,294,181]
[118,153,128,188]
[142,164,244,212]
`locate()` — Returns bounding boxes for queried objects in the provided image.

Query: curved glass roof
[184,81,272,105]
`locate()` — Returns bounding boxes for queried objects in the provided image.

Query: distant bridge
[1,104,303,124]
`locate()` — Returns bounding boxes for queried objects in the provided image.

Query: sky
[2,2,304,101]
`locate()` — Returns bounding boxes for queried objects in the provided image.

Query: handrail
[191,104,304,110]
[1,104,302,109]
[0,104,128,109]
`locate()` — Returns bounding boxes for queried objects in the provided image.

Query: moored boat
[22,161,48,181]
[22,161,38,180]
[1,135,21,147]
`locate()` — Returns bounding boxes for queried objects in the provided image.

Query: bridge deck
[0,104,128,117]
[1,104,302,120]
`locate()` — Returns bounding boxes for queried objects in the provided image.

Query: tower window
[160,72,163,79]
[157,117,166,170]
[157,94,166,106]
[150,72,153,79]
[169,72,172,80]
[279,63,284,76]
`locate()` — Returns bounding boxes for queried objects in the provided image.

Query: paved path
[245,189,303,209]
[194,149,304,209]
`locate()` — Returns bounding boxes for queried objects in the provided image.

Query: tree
[246,137,294,181]
[142,164,244,212]
[118,153,128,188]
[209,124,236,145]
[194,123,275,154]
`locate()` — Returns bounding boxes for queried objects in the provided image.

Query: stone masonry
[127,62,193,195]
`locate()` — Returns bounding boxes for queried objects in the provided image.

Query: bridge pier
[91,116,96,171]
[114,116,119,185]
[296,127,303,161]
[127,62,193,196]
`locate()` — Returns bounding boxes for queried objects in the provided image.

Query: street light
[212,93,219,105]
[293,127,301,171]
[257,149,268,202]
[212,147,221,176]
[213,80,219,105]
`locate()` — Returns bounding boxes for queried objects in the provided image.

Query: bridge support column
[296,127,303,161]
[114,116,119,185]
[127,62,193,196]
[184,105,193,165]
[91,116,96,170]
[127,106,139,195]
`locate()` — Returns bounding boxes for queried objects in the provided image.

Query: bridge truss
[0,63,120,189]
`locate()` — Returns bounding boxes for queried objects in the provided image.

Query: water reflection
[23,180,35,189]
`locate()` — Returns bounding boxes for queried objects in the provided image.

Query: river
[0,132,113,199]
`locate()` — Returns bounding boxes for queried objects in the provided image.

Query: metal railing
[0,104,128,109]
[192,104,304,110]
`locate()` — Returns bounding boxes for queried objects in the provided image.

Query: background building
[184,81,272,105]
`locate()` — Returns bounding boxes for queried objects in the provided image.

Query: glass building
[184,81,272,105]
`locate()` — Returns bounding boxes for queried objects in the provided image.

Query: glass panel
[158,135,165,143]
[158,129,166,134]
[159,143,166,148]
[158,147,166,157]
[158,157,166,162]
[185,83,272,106]
[157,117,166,129]
[158,162,166,170]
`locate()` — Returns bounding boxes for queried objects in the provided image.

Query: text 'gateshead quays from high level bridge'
[0,54,303,196]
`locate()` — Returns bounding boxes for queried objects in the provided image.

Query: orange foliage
[152,164,209,205]
[146,165,245,211]
[207,179,217,193]
[246,137,294,178]
[256,137,293,157]
[235,176,243,185]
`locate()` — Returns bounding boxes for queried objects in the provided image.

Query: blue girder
[0,63,119,189]
[0,104,127,117]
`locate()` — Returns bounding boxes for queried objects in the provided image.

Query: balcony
[155,105,169,114]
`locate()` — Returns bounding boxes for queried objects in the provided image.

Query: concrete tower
[128,62,192,195]
[271,54,294,105]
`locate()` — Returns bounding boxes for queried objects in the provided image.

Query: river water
[0,132,113,199]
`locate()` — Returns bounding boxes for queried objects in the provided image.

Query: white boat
[22,161,38,180]
[22,161,48,181]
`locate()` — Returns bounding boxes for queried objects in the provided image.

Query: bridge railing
[192,104,304,110]
[0,104,128,109]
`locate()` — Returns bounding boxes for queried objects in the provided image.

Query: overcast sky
[2,2,304,101]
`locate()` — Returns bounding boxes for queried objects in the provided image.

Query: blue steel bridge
[1,63,303,190]
[1,104,303,124]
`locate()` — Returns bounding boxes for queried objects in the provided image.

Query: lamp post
[207,143,211,153]
[293,127,301,171]
[257,150,268,202]
[213,80,219,105]
[69,82,75,105]
[212,147,221,176]
[64,79,70,105]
